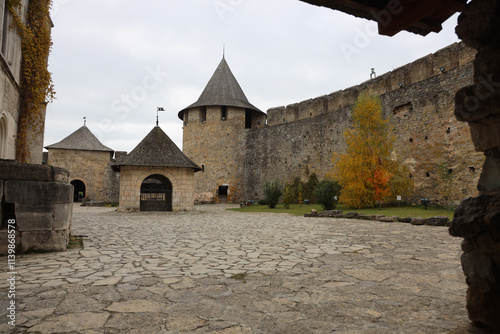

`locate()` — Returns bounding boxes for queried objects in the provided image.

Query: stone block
[0,161,52,182]
[398,217,412,223]
[469,116,500,152]
[319,210,343,217]
[0,230,21,255]
[5,181,73,204]
[20,230,69,252]
[53,167,70,183]
[478,154,500,192]
[0,160,71,183]
[455,84,500,123]
[474,43,500,82]
[357,214,371,220]
[425,216,450,226]
[15,203,54,231]
[53,203,73,230]
[411,217,426,225]
[345,212,358,219]
[456,0,500,48]
[449,192,500,239]
[371,215,385,221]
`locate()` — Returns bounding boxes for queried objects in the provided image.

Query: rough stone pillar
[449,0,500,330]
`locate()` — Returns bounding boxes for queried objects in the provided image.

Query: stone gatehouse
[113,126,201,212]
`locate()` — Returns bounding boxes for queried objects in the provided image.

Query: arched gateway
[140,174,172,211]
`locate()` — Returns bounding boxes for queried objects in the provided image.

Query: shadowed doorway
[71,180,86,202]
[218,185,228,203]
[140,174,173,211]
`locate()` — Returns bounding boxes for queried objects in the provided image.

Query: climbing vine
[7,0,55,163]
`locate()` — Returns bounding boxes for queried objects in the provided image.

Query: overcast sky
[44,0,461,153]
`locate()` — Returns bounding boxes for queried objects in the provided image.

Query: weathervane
[83,116,86,126]
[156,107,165,126]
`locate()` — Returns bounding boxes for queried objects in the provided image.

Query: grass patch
[230,203,454,219]
[230,203,324,216]
[67,235,84,249]
[229,273,247,283]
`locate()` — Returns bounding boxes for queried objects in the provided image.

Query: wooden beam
[439,0,467,12]
[412,19,443,34]
[300,0,466,36]
[301,0,380,17]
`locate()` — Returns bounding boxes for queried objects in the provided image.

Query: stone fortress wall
[242,42,483,204]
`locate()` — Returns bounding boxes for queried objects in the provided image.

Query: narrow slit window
[221,106,227,121]
[200,107,206,123]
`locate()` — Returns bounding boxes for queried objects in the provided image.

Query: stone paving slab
[0,204,473,333]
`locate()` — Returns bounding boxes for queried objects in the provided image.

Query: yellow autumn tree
[330,91,413,208]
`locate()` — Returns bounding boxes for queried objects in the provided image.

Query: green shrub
[263,180,283,209]
[258,199,268,206]
[303,173,319,203]
[283,177,301,209]
[315,179,341,210]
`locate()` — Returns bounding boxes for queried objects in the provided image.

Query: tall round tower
[178,56,266,203]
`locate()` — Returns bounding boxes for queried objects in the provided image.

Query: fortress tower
[178,56,266,203]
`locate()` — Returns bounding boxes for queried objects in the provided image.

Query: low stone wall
[305,209,450,226]
[0,160,73,254]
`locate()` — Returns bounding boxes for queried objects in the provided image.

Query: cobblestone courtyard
[1,204,470,333]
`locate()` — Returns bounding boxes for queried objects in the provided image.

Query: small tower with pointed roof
[178,56,266,203]
[45,124,119,203]
[113,126,200,212]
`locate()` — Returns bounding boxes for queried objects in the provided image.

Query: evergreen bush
[315,179,341,210]
[263,180,283,209]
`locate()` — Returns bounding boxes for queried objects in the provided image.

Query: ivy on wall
[7,0,55,163]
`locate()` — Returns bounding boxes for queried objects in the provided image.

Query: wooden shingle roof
[113,126,201,171]
[178,57,264,120]
[45,125,113,152]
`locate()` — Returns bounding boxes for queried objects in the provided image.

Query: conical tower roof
[178,57,264,120]
[45,125,113,152]
[114,126,201,171]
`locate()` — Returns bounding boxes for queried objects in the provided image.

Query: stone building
[113,126,201,212]
[0,0,27,160]
[179,56,266,203]
[0,0,51,164]
[181,43,482,205]
[45,124,120,203]
[0,0,72,254]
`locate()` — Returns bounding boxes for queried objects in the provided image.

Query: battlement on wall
[266,42,476,126]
